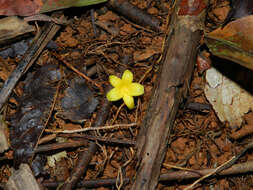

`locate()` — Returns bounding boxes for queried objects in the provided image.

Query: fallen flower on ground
[106,70,144,109]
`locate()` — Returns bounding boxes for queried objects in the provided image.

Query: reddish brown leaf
[205,15,253,70]
[0,0,42,16]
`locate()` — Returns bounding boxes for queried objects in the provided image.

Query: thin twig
[0,21,61,111]
[58,134,136,146]
[138,65,153,83]
[184,140,253,190]
[184,156,236,190]
[54,53,104,93]
[35,141,88,153]
[42,161,253,189]
[112,103,125,124]
[163,163,201,173]
[45,123,137,134]
[59,87,111,190]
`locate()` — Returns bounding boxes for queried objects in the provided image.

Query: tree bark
[131,0,208,189]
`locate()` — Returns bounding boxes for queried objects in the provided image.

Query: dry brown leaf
[205,15,253,70]
[133,48,160,62]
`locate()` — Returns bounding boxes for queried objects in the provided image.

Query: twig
[163,163,202,174]
[185,102,211,112]
[112,103,125,124]
[35,141,88,153]
[231,125,253,140]
[24,14,69,25]
[184,157,235,190]
[42,161,253,188]
[54,53,104,93]
[183,140,253,190]
[38,134,57,145]
[43,177,130,188]
[116,166,123,190]
[107,0,161,32]
[160,161,253,182]
[90,9,98,36]
[0,21,61,111]
[131,0,208,188]
[138,65,153,83]
[59,134,136,146]
[59,87,111,190]
[45,123,137,133]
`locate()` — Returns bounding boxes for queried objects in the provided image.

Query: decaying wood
[35,140,89,153]
[0,21,61,111]
[42,160,253,188]
[107,0,161,32]
[43,177,130,188]
[59,133,136,146]
[131,0,207,189]
[160,160,253,182]
[60,89,111,190]
[5,164,40,190]
[185,102,211,112]
[10,64,62,167]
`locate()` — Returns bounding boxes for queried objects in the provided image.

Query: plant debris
[9,64,62,167]
[1,0,253,189]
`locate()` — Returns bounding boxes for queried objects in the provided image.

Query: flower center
[119,81,130,95]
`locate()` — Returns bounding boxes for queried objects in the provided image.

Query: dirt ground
[1,0,253,189]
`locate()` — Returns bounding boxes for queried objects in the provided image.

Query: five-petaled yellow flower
[106,70,144,109]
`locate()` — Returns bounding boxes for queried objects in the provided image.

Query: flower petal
[122,70,133,83]
[129,83,144,96]
[106,88,123,101]
[123,95,135,109]
[109,75,121,87]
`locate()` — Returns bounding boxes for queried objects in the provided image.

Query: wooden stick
[131,0,208,189]
[0,21,61,111]
[107,0,161,32]
[59,87,111,190]
[45,123,137,133]
[59,134,136,146]
[42,161,253,188]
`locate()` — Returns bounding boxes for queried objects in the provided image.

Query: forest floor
[1,0,253,189]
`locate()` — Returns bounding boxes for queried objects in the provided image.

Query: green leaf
[40,0,107,14]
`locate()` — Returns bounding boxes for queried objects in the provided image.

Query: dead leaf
[204,67,253,127]
[0,0,42,16]
[0,16,35,45]
[205,15,253,70]
[133,47,160,62]
[10,64,62,167]
[58,77,99,123]
[0,0,107,16]
[98,11,119,21]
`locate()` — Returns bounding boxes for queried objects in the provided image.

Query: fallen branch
[35,141,88,153]
[131,0,208,189]
[0,20,61,111]
[174,138,253,189]
[54,53,104,93]
[42,161,253,188]
[35,135,136,154]
[230,124,253,140]
[59,87,111,190]
[107,0,161,32]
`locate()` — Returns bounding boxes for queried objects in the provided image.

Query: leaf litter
[1,0,253,189]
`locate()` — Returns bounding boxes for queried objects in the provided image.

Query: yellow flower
[106,70,144,109]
